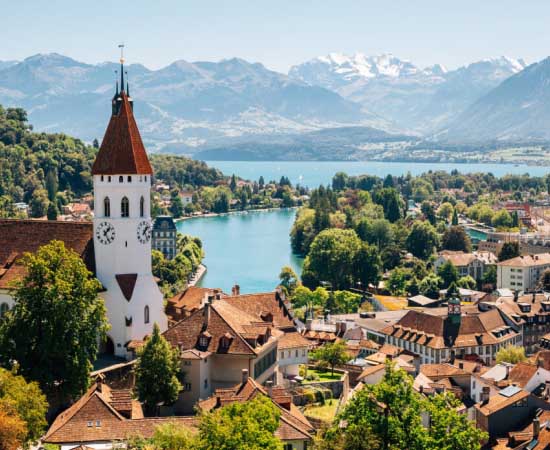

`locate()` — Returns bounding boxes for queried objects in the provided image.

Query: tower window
[101,175,104,182]
[108,176,111,182]
[128,176,132,182]
[119,176,123,183]
[145,176,147,182]
[140,196,145,217]
[104,197,110,217]
[144,305,150,324]
[121,197,129,217]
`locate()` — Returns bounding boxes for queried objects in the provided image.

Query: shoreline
[174,206,298,223]
[188,263,207,287]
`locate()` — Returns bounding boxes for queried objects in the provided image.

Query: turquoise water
[204,160,550,188]
[176,209,303,294]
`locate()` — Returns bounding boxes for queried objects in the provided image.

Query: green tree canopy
[498,241,520,262]
[441,226,472,252]
[135,323,182,416]
[437,260,459,288]
[310,341,350,375]
[406,221,439,259]
[278,266,299,296]
[495,345,527,364]
[0,240,107,399]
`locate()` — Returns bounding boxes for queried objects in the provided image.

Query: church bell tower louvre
[91,47,167,358]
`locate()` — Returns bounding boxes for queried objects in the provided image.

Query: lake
[176,209,303,294]
[204,160,550,188]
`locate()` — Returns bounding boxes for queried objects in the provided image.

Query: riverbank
[174,206,298,223]
[188,263,207,287]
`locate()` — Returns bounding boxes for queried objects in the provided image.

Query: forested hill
[0,104,224,218]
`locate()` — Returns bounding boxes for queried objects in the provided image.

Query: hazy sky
[2,0,550,72]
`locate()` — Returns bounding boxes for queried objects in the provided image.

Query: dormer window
[121,197,129,217]
[220,333,233,349]
[199,332,211,348]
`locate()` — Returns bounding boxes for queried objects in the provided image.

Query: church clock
[96,221,116,245]
[137,220,151,244]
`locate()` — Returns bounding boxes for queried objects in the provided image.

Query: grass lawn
[303,368,342,383]
[303,400,339,422]
[375,295,408,311]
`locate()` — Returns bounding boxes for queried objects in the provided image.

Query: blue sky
[3,0,550,72]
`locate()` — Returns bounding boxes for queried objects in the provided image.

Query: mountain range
[0,52,549,158]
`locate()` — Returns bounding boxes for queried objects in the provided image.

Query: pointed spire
[119,44,125,92]
[126,72,129,97]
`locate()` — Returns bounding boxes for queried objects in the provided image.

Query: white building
[497,253,550,291]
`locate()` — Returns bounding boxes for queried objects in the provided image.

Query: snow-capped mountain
[289,53,526,132]
[0,53,389,151]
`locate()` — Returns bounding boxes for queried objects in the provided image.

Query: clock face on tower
[137,220,151,244]
[96,221,116,245]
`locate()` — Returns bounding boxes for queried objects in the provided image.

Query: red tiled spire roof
[92,92,152,175]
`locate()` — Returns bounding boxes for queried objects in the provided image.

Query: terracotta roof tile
[224,291,295,330]
[507,362,539,388]
[278,331,312,350]
[92,92,152,175]
[0,220,94,289]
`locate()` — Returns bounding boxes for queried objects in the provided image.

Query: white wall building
[497,253,550,291]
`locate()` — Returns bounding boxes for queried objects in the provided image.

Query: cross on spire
[118,43,125,92]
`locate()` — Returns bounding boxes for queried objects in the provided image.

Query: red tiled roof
[278,331,312,350]
[92,92,152,175]
[115,274,138,301]
[0,219,95,289]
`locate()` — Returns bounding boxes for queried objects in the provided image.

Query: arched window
[104,197,110,217]
[0,303,9,318]
[119,176,123,183]
[140,196,145,217]
[144,305,150,324]
[108,176,111,182]
[121,197,129,217]
[127,176,132,182]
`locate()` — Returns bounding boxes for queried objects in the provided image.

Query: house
[151,215,177,260]
[474,385,549,442]
[495,292,550,354]
[179,191,194,205]
[166,286,225,323]
[197,372,314,450]
[380,303,521,365]
[497,253,550,291]
[492,410,550,449]
[434,250,497,281]
[62,202,92,219]
[407,294,443,308]
[42,379,195,450]
[278,331,312,379]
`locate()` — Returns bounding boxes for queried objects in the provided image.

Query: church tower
[92,52,167,358]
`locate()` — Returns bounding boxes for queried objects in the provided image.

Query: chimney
[459,362,464,370]
[533,292,537,303]
[534,417,541,439]
[481,386,490,404]
[242,369,249,384]
[232,284,240,296]
[266,380,273,397]
[203,298,211,327]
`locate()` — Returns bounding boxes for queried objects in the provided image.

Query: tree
[498,241,520,262]
[310,341,350,376]
[46,202,58,220]
[373,188,401,223]
[353,243,381,288]
[511,210,520,228]
[441,226,472,252]
[45,169,58,201]
[128,421,196,449]
[196,396,282,450]
[0,399,27,450]
[29,189,49,218]
[492,209,513,229]
[278,266,298,296]
[169,190,184,218]
[438,202,454,222]
[229,174,237,192]
[406,221,439,259]
[482,265,497,286]
[135,323,182,415]
[437,261,459,288]
[301,228,362,289]
[332,290,364,314]
[0,241,108,399]
[0,368,48,444]
[387,267,409,296]
[458,275,477,290]
[421,201,436,225]
[496,345,527,364]
[419,274,442,299]
[92,138,99,148]
[258,176,265,189]
[452,207,459,226]
[332,172,348,190]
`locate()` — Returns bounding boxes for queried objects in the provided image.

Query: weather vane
[118,43,125,64]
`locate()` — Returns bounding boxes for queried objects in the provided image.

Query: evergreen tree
[92,138,99,148]
[0,241,108,399]
[135,323,182,416]
[511,210,520,228]
[169,190,184,218]
[438,261,459,288]
[383,174,394,188]
[45,169,58,201]
[498,241,520,262]
[452,207,459,225]
[46,202,58,221]
[229,174,237,192]
[258,176,265,189]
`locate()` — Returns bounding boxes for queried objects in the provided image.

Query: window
[87,421,93,427]
[140,196,145,217]
[183,361,191,366]
[104,197,110,217]
[127,176,132,182]
[0,303,9,318]
[121,197,129,217]
[108,176,111,182]
[204,379,208,389]
[101,175,104,181]
[199,335,210,348]
[119,176,123,183]
[284,444,293,450]
[96,420,101,427]
[144,305,150,324]
[145,176,147,182]
[184,383,192,390]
